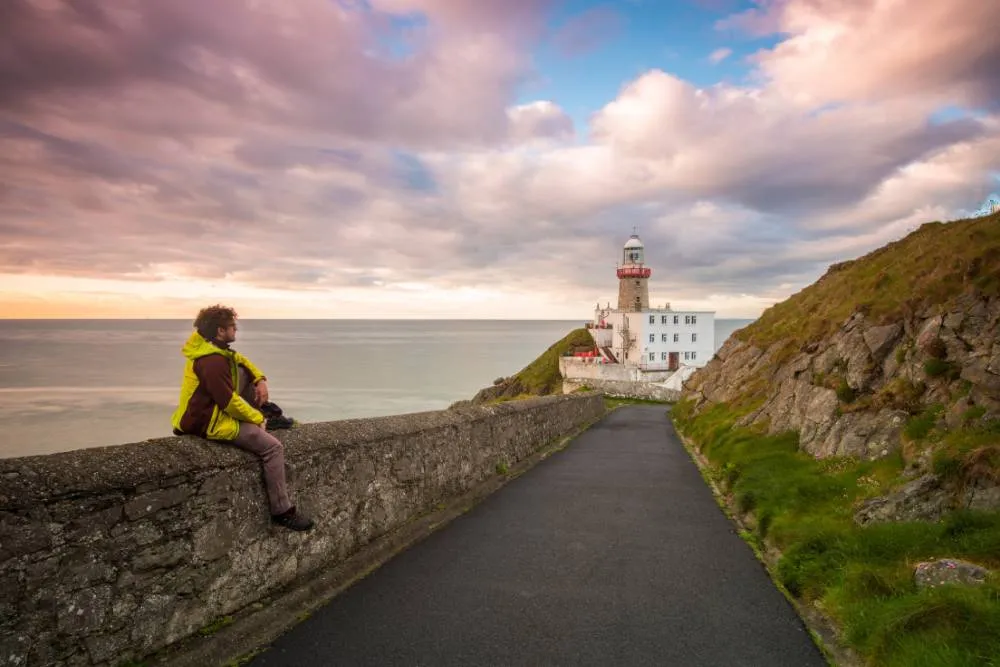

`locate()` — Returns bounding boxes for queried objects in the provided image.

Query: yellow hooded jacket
[171,331,266,441]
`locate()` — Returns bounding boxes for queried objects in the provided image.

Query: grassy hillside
[739,211,1000,358]
[474,327,595,402]
[673,401,1000,667]
[674,211,1000,665]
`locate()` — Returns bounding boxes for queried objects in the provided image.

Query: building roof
[624,235,644,248]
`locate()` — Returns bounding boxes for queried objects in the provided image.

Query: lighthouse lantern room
[616,233,651,312]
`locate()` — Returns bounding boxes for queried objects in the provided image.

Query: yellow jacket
[171,331,266,441]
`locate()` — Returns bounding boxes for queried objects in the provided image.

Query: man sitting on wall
[171,304,314,532]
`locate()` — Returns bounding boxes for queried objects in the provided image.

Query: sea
[0,319,754,459]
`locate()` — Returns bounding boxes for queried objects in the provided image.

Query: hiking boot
[265,414,295,431]
[260,401,284,419]
[272,507,314,532]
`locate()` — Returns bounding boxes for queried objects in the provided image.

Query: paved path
[251,405,826,666]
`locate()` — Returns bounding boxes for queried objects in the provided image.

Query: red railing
[616,266,652,278]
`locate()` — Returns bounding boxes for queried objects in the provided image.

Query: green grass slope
[739,211,1000,361]
[674,211,1000,665]
[472,327,595,402]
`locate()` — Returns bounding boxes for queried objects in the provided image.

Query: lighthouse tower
[617,233,651,312]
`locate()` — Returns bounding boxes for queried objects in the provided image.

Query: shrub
[904,404,943,440]
[924,358,958,379]
[962,405,986,424]
[875,377,926,414]
[836,379,857,404]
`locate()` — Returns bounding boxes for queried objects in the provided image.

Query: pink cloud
[721,0,1000,108]
[1,0,998,316]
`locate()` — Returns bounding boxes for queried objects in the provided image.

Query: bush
[962,405,986,424]
[904,404,943,440]
[876,377,926,414]
[924,358,957,379]
[836,379,857,404]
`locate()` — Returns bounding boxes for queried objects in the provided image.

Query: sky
[1,0,999,320]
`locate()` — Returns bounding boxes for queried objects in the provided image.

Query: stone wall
[0,393,604,667]
[563,379,679,402]
[559,358,672,382]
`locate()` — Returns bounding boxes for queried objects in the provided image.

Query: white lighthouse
[588,232,715,372]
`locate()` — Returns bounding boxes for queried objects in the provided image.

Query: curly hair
[193,304,238,340]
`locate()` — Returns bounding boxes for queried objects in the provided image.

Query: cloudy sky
[2,0,999,319]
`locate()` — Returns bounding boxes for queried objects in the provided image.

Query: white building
[586,233,715,371]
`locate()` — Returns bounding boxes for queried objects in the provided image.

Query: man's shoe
[272,507,314,532]
[260,401,284,418]
[265,415,295,431]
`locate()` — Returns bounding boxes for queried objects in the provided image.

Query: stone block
[64,504,123,542]
[85,629,130,664]
[56,585,111,635]
[132,541,190,572]
[193,516,237,562]
[914,559,989,589]
[0,515,51,563]
[124,485,194,521]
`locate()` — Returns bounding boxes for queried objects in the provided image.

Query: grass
[198,615,234,637]
[486,327,595,402]
[734,212,1000,367]
[672,398,1000,666]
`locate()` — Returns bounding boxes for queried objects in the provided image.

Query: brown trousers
[229,367,293,516]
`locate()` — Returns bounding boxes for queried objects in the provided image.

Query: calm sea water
[0,319,753,458]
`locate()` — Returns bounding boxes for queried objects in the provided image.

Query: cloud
[709,48,732,63]
[721,0,1000,109]
[506,101,575,143]
[1,0,998,320]
[550,6,626,57]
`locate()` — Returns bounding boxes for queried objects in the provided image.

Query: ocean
[0,319,754,459]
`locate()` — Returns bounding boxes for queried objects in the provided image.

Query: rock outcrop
[686,292,1000,460]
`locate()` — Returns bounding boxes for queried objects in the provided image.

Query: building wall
[588,326,614,348]
[633,310,715,368]
[593,310,715,369]
[617,276,649,312]
[0,395,604,667]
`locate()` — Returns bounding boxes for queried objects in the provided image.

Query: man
[171,305,314,532]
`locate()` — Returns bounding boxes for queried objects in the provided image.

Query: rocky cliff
[684,212,1000,517]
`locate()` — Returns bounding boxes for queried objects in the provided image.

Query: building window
[673,315,679,324]
[648,352,655,361]
[684,315,690,324]
[661,315,668,324]
[661,352,668,360]
[692,315,698,324]
[649,334,655,342]
[661,334,668,342]
[673,333,679,342]
[692,352,697,360]
[649,315,655,324]
[684,352,690,360]
[692,333,697,342]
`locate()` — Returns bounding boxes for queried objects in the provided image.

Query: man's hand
[255,379,270,405]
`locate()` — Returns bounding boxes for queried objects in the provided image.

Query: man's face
[216,320,238,344]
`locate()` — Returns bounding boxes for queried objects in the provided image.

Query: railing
[616,266,652,278]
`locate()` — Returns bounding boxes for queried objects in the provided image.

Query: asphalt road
[251,405,827,666]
